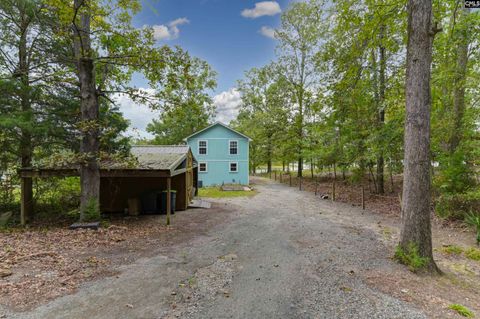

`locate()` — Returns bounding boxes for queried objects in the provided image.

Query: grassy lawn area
[198,187,258,198]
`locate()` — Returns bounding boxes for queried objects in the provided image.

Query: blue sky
[119,0,290,138]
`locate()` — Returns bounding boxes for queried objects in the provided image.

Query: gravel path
[6,177,426,319]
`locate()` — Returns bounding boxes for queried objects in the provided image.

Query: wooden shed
[19,145,198,221]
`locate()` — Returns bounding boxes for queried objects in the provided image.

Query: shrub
[394,242,429,272]
[435,189,480,220]
[465,212,480,245]
[34,177,81,216]
[448,304,474,318]
[441,245,463,255]
[435,151,475,195]
[83,198,101,222]
[348,167,365,184]
[465,248,480,261]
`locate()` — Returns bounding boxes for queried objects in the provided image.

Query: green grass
[394,243,429,272]
[442,245,464,255]
[198,187,258,198]
[465,247,480,261]
[448,304,475,317]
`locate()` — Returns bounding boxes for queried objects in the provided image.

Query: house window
[229,140,238,155]
[229,162,238,172]
[198,140,207,155]
[199,162,207,172]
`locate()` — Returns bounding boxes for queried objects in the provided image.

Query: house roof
[131,145,191,170]
[183,122,252,141]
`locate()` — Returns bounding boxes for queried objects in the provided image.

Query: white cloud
[241,1,281,18]
[114,89,160,139]
[150,17,190,41]
[213,88,242,123]
[259,26,276,39]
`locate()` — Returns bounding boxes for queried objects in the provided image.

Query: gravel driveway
[8,177,426,319]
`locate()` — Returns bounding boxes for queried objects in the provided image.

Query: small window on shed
[229,140,238,155]
[198,140,207,155]
[229,162,238,172]
[199,162,207,172]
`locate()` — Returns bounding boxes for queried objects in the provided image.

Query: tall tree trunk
[376,26,386,194]
[18,13,33,223]
[399,0,438,273]
[297,52,306,178]
[73,0,100,221]
[450,8,469,154]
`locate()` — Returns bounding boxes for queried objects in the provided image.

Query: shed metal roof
[131,145,190,170]
[20,145,194,178]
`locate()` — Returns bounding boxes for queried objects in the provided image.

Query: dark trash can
[160,190,176,215]
[141,190,161,214]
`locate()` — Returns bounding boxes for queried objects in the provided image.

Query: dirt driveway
[5,177,429,319]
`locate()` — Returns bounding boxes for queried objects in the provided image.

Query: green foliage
[394,243,429,272]
[442,245,464,255]
[147,50,217,144]
[465,248,480,261]
[435,190,480,220]
[198,187,257,198]
[34,177,81,214]
[465,212,480,245]
[448,304,474,318]
[233,63,293,172]
[83,198,101,222]
[434,152,475,195]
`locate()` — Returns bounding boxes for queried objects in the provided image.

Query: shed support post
[166,177,171,226]
[362,185,365,210]
[20,177,33,226]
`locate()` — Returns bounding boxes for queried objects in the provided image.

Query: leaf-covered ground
[0,208,229,312]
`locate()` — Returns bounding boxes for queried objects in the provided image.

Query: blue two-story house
[185,122,251,187]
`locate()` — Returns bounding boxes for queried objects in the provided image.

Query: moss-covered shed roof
[131,145,190,170]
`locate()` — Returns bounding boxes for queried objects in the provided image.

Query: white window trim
[198,140,208,155]
[199,162,208,173]
[229,139,238,155]
[229,161,238,173]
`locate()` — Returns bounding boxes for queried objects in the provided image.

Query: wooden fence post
[299,176,302,191]
[289,173,292,187]
[166,177,171,226]
[315,178,318,196]
[274,171,277,181]
[280,172,283,183]
[269,170,272,179]
[361,185,365,210]
[332,180,336,201]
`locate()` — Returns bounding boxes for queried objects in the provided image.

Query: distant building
[185,122,251,187]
